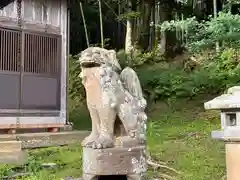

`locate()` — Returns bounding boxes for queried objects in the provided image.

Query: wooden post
[226,143,240,180]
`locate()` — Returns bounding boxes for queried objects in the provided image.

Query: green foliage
[227,0,240,5]
[158,12,240,53]
[0,102,226,180]
[135,48,240,103]
[68,55,85,102]
[117,11,141,21]
[90,38,111,49]
[207,48,240,73]
[68,47,240,106]
[116,48,165,68]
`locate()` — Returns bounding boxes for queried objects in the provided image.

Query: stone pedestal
[78,47,148,180]
[226,143,240,180]
[82,146,147,180]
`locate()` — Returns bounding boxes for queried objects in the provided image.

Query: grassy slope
[0,98,225,180]
[147,99,225,180]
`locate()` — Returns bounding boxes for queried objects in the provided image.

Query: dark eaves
[0,0,15,9]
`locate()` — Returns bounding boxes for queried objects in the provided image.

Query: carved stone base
[82,146,147,180]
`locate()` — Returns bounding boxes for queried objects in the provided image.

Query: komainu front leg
[82,106,100,148]
[92,107,116,149]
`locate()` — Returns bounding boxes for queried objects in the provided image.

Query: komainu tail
[120,67,144,100]
[120,67,147,143]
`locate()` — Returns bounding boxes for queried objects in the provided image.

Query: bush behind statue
[68,48,240,105]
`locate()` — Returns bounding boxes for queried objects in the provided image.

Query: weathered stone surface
[204,86,240,110]
[19,131,90,148]
[0,131,90,149]
[0,140,22,152]
[204,86,240,141]
[114,136,139,147]
[205,87,240,180]
[79,47,147,150]
[0,140,27,165]
[83,146,147,175]
[0,151,27,165]
[78,47,148,180]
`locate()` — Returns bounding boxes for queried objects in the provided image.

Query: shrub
[68,55,85,103]
[116,48,165,68]
[158,12,240,53]
[68,47,240,108]
[135,47,240,103]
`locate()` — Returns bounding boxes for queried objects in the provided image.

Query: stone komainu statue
[79,47,147,149]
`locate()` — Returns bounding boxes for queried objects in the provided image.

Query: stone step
[0,131,90,149]
[0,140,22,153]
[0,151,27,165]
[19,131,90,148]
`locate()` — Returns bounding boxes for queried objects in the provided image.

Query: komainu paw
[81,133,99,148]
[92,135,114,149]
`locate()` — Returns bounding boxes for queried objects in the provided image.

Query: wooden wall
[0,0,67,127]
[0,2,17,18]
[23,0,61,27]
[0,0,62,34]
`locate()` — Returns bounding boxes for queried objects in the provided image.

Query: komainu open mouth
[80,61,101,68]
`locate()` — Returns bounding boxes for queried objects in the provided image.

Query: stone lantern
[204,86,240,180]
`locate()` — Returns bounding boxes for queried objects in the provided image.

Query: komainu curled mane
[79,47,147,149]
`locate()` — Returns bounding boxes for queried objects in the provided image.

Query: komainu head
[79,47,121,71]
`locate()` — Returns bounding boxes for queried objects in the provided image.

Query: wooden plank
[0,1,17,18]
[0,17,19,29]
[0,17,61,34]
[0,123,65,129]
[22,0,61,28]
[60,0,67,124]
[33,0,43,23]
[23,0,34,22]
[49,0,60,27]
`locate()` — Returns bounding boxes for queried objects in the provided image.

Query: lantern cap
[204,86,240,110]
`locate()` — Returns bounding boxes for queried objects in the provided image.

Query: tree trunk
[117,0,121,48]
[125,0,133,54]
[125,19,133,54]
[137,0,153,51]
[159,2,177,58]
[150,1,155,50]
[131,0,138,45]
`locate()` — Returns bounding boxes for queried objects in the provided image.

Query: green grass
[147,100,225,180]
[0,98,225,180]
